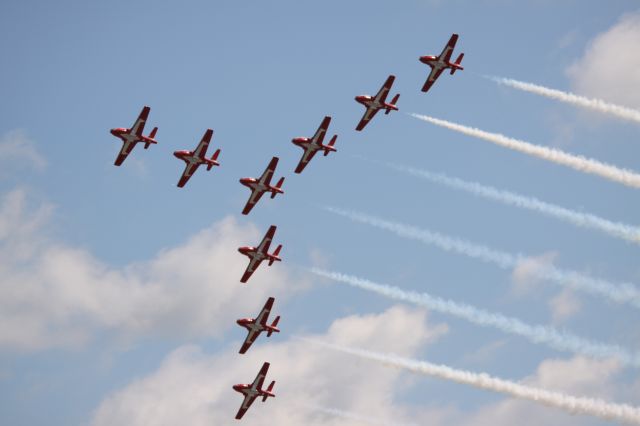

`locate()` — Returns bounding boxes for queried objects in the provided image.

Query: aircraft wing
[421,67,445,92]
[114,141,136,166]
[294,146,318,173]
[193,129,213,158]
[256,297,275,325]
[257,225,276,254]
[258,157,279,186]
[130,106,150,137]
[240,256,264,283]
[239,327,262,354]
[252,362,270,389]
[177,162,200,188]
[241,189,265,215]
[311,116,331,145]
[439,33,458,63]
[235,393,258,420]
[355,106,380,131]
[373,75,395,104]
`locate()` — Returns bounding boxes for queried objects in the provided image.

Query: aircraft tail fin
[267,316,280,336]
[271,177,284,199]
[324,135,337,156]
[144,127,158,149]
[268,245,282,266]
[386,94,400,114]
[451,53,464,74]
[207,149,221,170]
[262,381,275,401]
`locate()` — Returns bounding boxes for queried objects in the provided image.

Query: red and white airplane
[173,129,221,187]
[110,106,158,166]
[292,116,337,173]
[237,296,280,354]
[239,157,285,215]
[419,33,464,92]
[355,75,400,131]
[233,361,276,420]
[238,225,282,283]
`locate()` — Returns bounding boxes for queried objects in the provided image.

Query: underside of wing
[242,190,265,215]
[422,67,444,92]
[356,107,379,131]
[130,106,150,137]
[235,395,257,420]
[114,142,135,166]
[177,163,198,187]
[294,147,318,173]
[239,329,261,354]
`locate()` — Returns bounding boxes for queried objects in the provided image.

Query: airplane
[354,75,400,131]
[239,157,285,215]
[238,225,282,283]
[419,33,464,93]
[233,361,276,420]
[291,116,337,173]
[110,106,158,166]
[173,129,221,187]
[237,296,280,354]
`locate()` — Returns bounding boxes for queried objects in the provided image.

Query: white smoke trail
[383,161,640,244]
[324,207,640,308]
[311,268,640,367]
[489,76,640,125]
[410,113,640,189]
[303,339,640,425]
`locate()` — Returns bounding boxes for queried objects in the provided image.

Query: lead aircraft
[233,362,276,420]
[238,225,282,283]
[239,157,285,215]
[173,129,221,187]
[355,75,400,131]
[292,116,337,173]
[110,106,158,166]
[419,33,464,92]
[237,297,280,354]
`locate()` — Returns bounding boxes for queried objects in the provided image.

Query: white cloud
[548,288,581,324]
[0,189,304,351]
[0,130,46,172]
[568,12,640,109]
[91,306,449,426]
[510,252,558,297]
[462,356,633,426]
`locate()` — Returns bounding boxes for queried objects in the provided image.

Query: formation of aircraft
[238,225,282,283]
[237,297,280,354]
[109,33,463,421]
[173,129,221,187]
[233,362,276,420]
[239,157,285,215]
[292,116,338,173]
[355,75,400,131]
[419,33,464,93]
[109,106,158,166]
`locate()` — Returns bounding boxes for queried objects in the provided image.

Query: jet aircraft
[354,75,400,131]
[110,106,158,166]
[173,129,221,187]
[238,225,282,283]
[292,116,337,173]
[239,157,285,215]
[237,296,280,354]
[233,362,276,420]
[419,33,464,92]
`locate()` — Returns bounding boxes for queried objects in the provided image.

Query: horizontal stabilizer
[451,53,464,74]
[324,135,337,156]
[271,177,284,199]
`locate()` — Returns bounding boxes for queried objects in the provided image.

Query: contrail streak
[304,339,640,425]
[489,76,640,125]
[311,268,640,367]
[382,161,640,245]
[325,207,640,308]
[410,113,640,189]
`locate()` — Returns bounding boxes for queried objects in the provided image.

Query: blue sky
[1,1,639,425]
